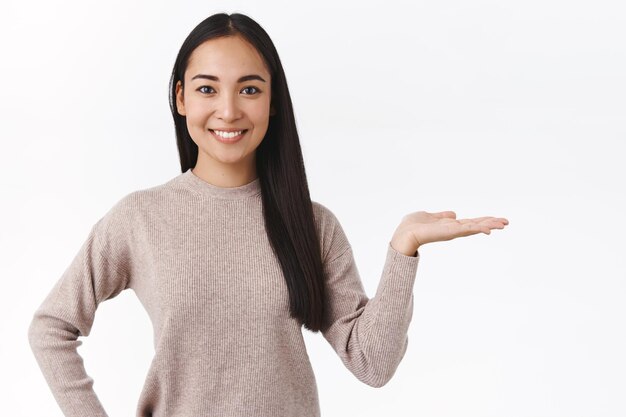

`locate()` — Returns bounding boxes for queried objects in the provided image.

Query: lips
[209,129,248,144]
[210,128,247,132]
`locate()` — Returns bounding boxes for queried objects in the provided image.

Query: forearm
[28,314,109,417]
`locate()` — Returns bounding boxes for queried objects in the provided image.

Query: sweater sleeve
[316,203,420,388]
[27,195,134,417]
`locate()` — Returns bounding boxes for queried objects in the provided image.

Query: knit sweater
[27,168,421,417]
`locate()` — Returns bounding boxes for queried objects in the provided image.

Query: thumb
[431,210,456,219]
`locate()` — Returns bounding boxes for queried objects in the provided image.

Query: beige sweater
[28,168,420,417]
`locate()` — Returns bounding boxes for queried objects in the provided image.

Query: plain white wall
[1,0,625,416]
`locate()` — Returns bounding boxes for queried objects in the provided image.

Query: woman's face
[175,35,272,174]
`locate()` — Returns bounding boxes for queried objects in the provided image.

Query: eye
[197,85,215,94]
[242,86,261,95]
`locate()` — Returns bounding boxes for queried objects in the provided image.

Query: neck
[192,155,258,188]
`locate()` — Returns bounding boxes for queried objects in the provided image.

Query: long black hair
[168,12,326,332]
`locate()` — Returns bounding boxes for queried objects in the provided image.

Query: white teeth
[213,130,244,138]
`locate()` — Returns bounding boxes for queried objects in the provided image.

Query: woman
[28,12,509,417]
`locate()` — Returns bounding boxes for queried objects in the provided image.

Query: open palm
[392,211,509,254]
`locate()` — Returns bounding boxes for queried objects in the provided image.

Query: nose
[215,91,242,122]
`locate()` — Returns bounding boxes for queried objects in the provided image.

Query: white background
[2,0,625,416]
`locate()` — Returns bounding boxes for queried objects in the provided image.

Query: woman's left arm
[318,207,509,388]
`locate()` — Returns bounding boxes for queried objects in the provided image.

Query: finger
[457,220,503,236]
[431,211,456,219]
[457,222,486,234]
[481,216,509,225]
[458,217,493,225]
[466,217,493,222]
[476,219,506,230]
[486,218,509,228]
[459,217,508,226]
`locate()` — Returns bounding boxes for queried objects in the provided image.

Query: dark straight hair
[168,12,326,332]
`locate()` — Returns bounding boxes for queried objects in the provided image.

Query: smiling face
[175,34,273,184]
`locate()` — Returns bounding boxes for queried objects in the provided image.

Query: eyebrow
[190,74,266,83]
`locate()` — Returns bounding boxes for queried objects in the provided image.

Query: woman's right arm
[28,196,134,417]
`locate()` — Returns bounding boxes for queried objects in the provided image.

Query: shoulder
[311,200,336,223]
[92,177,175,240]
[311,200,351,263]
[98,175,181,223]
[311,200,344,234]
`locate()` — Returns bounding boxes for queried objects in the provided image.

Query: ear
[270,104,276,116]
[175,80,186,116]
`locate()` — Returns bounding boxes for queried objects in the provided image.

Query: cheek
[185,103,207,127]
[248,103,271,126]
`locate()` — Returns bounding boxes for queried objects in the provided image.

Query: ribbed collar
[179,168,262,200]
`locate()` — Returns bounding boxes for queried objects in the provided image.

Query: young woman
[28,12,509,417]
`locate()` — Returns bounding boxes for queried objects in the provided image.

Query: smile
[209,129,248,143]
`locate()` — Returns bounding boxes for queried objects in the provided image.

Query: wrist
[390,239,419,257]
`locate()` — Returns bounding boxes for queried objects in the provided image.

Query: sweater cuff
[375,242,420,305]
